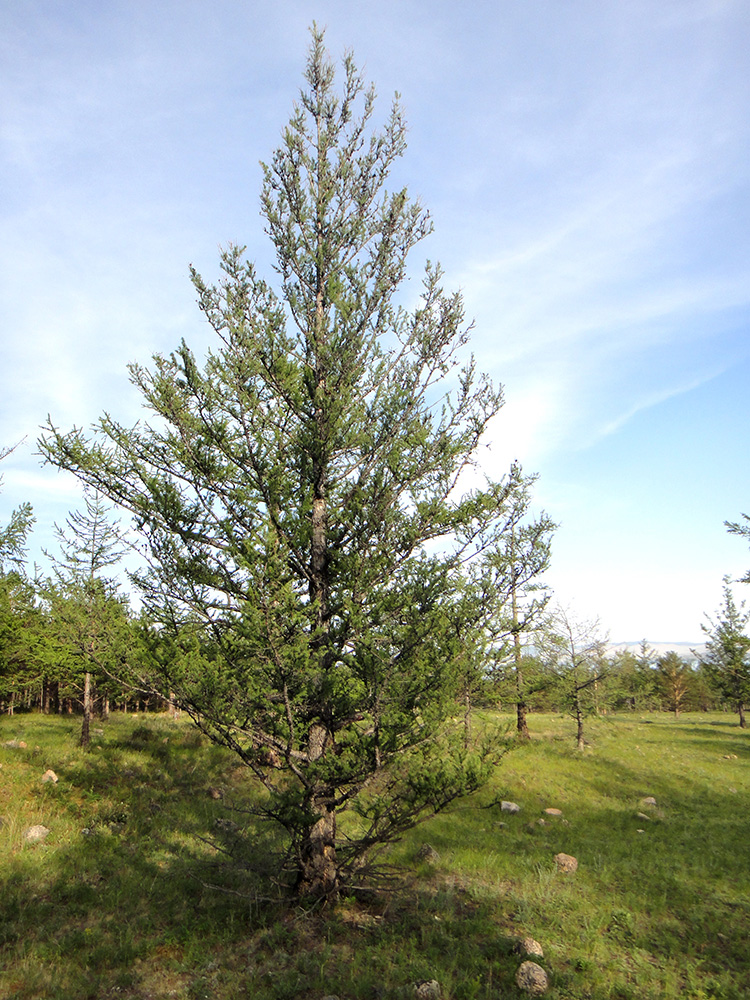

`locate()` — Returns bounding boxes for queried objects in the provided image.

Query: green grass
[0,711,748,999]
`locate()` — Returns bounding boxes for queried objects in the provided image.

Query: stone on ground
[554,852,578,873]
[413,980,441,999]
[515,961,549,995]
[516,937,544,958]
[24,825,50,844]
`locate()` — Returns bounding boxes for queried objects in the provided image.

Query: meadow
[0,711,748,1000]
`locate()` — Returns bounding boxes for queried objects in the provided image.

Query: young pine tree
[701,577,750,727]
[541,607,607,750]
[44,488,129,746]
[40,29,551,898]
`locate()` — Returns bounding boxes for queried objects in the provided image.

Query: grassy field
[0,710,748,1000]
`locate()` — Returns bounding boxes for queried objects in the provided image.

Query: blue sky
[1,0,749,641]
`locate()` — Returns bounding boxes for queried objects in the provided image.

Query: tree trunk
[297,796,338,900]
[515,662,530,740]
[463,680,472,749]
[739,702,746,729]
[297,724,337,899]
[80,671,92,748]
[574,688,585,751]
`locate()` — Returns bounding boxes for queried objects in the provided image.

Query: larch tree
[655,651,694,717]
[39,29,551,899]
[540,606,607,750]
[503,471,554,739]
[0,441,37,714]
[0,441,34,573]
[726,514,750,582]
[44,488,129,747]
[701,577,750,728]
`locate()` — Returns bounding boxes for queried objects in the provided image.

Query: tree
[701,577,750,727]
[540,606,607,750]
[39,29,550,899]
[497,473,554,738]
[0,441,38,714]
[726,514,750,583]
[655,651,694,716]
[43,488,130,746]
[0,441,34,572]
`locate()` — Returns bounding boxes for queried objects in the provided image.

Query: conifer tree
[701,577,750,727]
[44,488,129,746]
[40,29,552,897]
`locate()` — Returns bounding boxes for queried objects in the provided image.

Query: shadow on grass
[0,716,294,1000]
[2,717,522,1000]
[3,712,749,1000]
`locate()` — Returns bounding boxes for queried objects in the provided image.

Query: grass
[0,710,748,999]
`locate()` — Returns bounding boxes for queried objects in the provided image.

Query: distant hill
[608,641,707,662]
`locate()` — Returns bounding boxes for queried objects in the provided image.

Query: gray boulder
[553,852,578,873]
[413,981,441,1000]
[24,825,50,844]
[515,937,544,958]
[516,961,549,995]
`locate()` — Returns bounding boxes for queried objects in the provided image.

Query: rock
[3,740,27,749]
[543,808,562,816]
[417,843,440,863]
[515,937,544,958]
[501,800,521,814]
[536,818,546,826]
[723,754,738,760]
[208,787,223,800]
[515,961,549,995]
[553,852,578,873]
[24,825,50,844]
[41,769,58,784]
[497,821,507,828]
[636,829,645,834]
[640,796,657,806]
[413,981,441,1000]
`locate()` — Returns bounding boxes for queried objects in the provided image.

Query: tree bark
[297,724,338,899]
[515,661,530,740]
[297,798,338,900]
[80,670,92,748]
[574,687,585,751]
